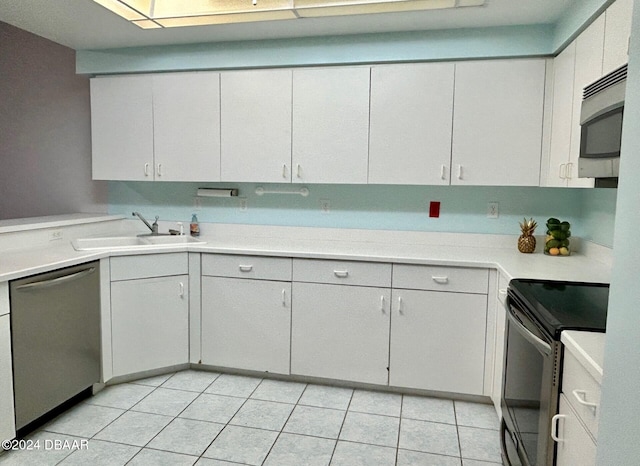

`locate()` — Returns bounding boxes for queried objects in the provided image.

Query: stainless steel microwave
[578,64,626,187]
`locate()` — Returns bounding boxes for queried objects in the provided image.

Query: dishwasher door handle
[14,267,96,291]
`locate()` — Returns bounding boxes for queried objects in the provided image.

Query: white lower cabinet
[0,311,16,442]
[389,289,487,395]
[554,393,597,466]
[201,276,291,374]
[110,254,189,378]
[291,282,391,385]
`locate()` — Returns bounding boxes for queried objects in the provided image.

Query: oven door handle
[507,304,552,356]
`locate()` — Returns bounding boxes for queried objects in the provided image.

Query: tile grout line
[328,386,355,464]
[124,371,225,465]
[258,382,308,465]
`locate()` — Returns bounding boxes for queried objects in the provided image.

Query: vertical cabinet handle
[551,414,566,442]
[566,162,574,179]
[296,164,302,178]
[179,282,184,298]
[440,164,446,180]
[397,296,404,314]
[572,390,598,413]
[144,163,150,177]
[156,163,162,177]
[282,164,288,179]
[380,295,385,313]
[457,164,463,180]
[282,289,287,307]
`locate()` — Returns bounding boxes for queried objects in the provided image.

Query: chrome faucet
[132,212,159,235]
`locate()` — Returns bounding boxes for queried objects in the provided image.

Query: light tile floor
[0,370,502,466]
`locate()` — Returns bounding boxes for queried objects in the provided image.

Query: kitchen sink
[72,235,205,251]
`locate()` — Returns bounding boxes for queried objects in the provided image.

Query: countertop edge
[0,214,125,234]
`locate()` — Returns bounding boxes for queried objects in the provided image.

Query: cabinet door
[221,69,292,182]
[201,277,291,374]
[0,314,15,442]
[292,67,370,184]
[603,0,633,76]
[555,394,597,466]
[451,59,545,186]
[111,275,189,377]
[291,282,390,385]
[91,75,154,181]
[389,289,487,395]
[153,72,221,182]
[547,43,576,187]
[369,63,454,185]
[568,16,605,188]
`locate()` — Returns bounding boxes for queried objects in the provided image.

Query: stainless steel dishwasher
[10,261,100,433]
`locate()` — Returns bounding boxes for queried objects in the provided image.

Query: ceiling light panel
[93,0,147,20]
[93,0,485,27]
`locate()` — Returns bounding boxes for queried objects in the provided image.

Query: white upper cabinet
[548,43,577,187]
[152,72,221,182]
[91,75,154,181]
[603,0,634,76]
[221,69,292,182]
[91,73,221,182]
[369,63,454,185]
[568,16,605,188]
[292,67,370,184]
[451,59,546,186]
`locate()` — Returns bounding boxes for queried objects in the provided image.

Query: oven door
[501,295,560,466]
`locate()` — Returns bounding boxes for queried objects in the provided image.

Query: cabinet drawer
[110,253,189,281]
[393,264,489,294]
[562,350,601,440]
[202,254,292,281]
[293,259,391,287]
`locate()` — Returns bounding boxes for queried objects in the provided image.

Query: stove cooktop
[507,279,609,339]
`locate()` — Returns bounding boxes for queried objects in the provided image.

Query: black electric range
[507,279,609,339]
[501,279,609,466]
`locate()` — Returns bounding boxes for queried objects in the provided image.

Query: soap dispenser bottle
[190,214,200,237]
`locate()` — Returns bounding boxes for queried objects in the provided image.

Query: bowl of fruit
[545,218,571,256]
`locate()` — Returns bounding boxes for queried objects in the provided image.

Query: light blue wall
[110,181,588,236]
[597,1,640,464]
[579,188,618,246]
[76,25,554,74]
[553,0,613,50]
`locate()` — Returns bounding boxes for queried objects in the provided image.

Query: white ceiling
[0,0,575,50]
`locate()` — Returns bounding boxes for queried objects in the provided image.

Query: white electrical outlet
[320,199,331,214]
[49,230,63,242]
[239,197,248,211]
[487,202,499,219]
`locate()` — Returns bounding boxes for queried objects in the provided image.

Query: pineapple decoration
[518,218,538,253]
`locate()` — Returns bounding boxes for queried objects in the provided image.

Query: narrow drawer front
[293,259,391,287]
[562,350,601,440]
[110,253,189,281]
[202,254,292,281]
[393,264,488,294]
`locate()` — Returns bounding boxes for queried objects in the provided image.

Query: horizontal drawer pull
[333,270,349,278]
[238,265,254,272]
[572,389,598,413]
[431,276,449,284]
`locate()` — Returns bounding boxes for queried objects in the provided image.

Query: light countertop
[0,231,611,284]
